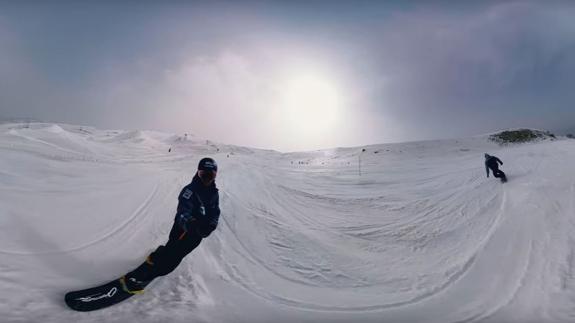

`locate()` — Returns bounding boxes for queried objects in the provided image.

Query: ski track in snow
[1,122,575,323]
[0,183,159,255]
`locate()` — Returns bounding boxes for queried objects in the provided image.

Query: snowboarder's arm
[196,193,220,238]
[177,186,195,212]
[176,186,204,232]
[486,164,490,177]
[176,185,220,238]
[496,157,503,165]
[176,212,196,233]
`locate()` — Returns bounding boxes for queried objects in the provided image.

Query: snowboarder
[121,157,221,294]
[484,153,507,182]
[64,157,221,311]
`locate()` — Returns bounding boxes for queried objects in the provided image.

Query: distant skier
[121,157,221,294]
[484,153,507,183]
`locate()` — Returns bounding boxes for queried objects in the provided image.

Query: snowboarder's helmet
[198,157,218,172]
[484,153,490,159]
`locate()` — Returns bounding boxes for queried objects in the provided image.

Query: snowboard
[65,277,140,312]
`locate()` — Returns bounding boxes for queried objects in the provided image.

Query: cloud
[85,47,366,151]
[1,1,573,150]
[0,13,106,125]
[0,18,43,119]
[364,1,575,138]
[81,49,293,148]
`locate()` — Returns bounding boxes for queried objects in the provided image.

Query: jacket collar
[191,173,217,191]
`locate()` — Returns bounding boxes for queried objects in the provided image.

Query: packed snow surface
[1,122,574,323]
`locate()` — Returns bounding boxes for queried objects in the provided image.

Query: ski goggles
[198,169,217,182]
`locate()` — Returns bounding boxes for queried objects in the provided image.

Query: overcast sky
[1,1,574,151]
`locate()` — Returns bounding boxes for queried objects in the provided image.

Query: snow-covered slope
[1,122,574,323]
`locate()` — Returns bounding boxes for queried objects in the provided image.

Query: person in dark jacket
[121,157,221,293]
[484,153,507,182]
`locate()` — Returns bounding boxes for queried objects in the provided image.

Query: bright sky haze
[1,1,574,151]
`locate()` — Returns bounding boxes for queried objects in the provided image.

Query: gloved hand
[176,212,196,232]
[177,204,207,232]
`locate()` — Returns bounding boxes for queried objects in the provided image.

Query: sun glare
[278,73,341,138]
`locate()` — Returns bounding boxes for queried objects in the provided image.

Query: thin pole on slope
[359,150,362,176]
[359,148,367,176]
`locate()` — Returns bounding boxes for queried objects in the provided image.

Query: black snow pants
[127,219,203,282]
[489,165,507,181]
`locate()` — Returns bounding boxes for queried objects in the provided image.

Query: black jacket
[176,174,220,238]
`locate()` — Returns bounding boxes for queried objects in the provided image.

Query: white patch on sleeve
[182,189,193,199]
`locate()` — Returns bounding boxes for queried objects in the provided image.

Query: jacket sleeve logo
[182,189,193,199]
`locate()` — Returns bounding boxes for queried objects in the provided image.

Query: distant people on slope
[484,153,507,183]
